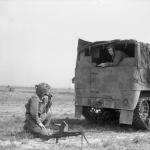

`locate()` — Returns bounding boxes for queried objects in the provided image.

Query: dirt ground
[0,89,150,150]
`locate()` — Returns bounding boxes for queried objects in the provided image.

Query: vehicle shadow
[50,117,141,133]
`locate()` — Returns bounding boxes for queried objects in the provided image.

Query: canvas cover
[138,42,150,83]
[77,39,150,84]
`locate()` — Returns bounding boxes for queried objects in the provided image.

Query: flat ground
[0,88,150,150]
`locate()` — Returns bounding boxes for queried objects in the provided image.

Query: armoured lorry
[73,38,150,129]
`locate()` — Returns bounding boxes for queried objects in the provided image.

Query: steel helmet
[35,83,51,98]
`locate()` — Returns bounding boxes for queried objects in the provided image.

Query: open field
[0,88,150,150]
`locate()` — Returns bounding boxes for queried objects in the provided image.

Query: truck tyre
[133,97,150,130]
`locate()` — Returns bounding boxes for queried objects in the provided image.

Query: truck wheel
[133,97,150,130]
[82,106,102,123]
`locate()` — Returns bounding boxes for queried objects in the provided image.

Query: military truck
[73,38,150,129]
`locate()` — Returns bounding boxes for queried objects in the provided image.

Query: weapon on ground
[48,121,90,149]
[49,131,89,144]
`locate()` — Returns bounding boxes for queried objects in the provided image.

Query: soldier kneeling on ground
[24,83,53,140]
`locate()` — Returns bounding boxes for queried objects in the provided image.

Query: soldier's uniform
[24,83,52,140]
[112,50,127,66]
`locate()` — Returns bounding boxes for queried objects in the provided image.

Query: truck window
[88,41,135,66]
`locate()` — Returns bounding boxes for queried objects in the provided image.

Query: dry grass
[0,89,150,150]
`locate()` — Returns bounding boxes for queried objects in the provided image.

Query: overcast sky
[0,0,150,88]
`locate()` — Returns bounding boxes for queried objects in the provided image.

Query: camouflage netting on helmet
[35,83,51,97]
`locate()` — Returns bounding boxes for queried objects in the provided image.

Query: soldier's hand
[42,95,49,104]
[39,122,46,129]
[98,63,107,67]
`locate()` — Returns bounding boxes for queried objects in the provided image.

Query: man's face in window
[107,47,114,56]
